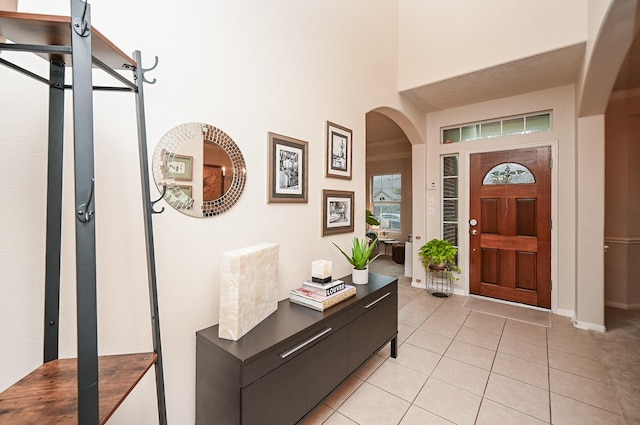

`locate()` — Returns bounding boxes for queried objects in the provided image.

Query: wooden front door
[469,147,551,308]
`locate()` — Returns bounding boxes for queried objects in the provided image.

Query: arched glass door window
[482,163,535,185]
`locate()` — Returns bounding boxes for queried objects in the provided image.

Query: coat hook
[151,184,167,214]
[141,56,159,85]
[77,178,95,223]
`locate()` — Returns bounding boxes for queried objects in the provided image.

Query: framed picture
[163,152,193,181]
[322,189,354,236]
[164,185,193,210]
[268,132,308,203]
[326,121,352,180]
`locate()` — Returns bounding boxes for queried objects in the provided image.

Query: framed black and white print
[326,121,352,180]
[268,132,308,203]
[162,151,193,181]
[322,189,354,236]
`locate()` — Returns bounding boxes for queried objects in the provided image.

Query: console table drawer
[242,310,349,386]
[242,325,349,425]
[348,292,397,372]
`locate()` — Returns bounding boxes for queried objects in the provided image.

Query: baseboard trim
[453,288,466,296]
[411,279,426,289]
[605,300,640,310]
[554,308,574,318]
[573,319,606,333]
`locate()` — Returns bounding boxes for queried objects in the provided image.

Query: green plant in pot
[334,237,381,285]
[418,238,461,280]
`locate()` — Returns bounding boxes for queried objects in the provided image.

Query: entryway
[469,147,552,308]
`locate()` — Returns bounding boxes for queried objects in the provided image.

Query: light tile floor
[299,272,638,425]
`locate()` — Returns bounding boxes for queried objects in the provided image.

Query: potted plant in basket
[418,238,461,280]
[334,237,381,285]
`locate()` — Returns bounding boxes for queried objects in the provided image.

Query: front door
[469,147,551,308]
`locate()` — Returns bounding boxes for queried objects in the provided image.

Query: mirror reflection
[152,123,247,217]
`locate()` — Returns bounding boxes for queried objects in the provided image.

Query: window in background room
[372,173,402,232]
[442,155,459,263]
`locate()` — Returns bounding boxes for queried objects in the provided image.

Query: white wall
[575,115,606,331]
[0,1,424,424]
[398,0,587,91]
[605,93,640,309]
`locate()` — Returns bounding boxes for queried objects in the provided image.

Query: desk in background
[378,238,398,256]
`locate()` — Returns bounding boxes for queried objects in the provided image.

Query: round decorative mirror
[152,123,247,217]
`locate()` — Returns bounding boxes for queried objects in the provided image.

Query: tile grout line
[470,312,506,424]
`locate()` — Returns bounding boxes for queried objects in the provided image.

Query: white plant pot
[352,267,368,285]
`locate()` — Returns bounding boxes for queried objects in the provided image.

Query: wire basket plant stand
[426,265,454,297]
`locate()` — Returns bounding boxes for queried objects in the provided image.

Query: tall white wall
[398,0,587,91]
[0,1,422,423]
[604,94,640,310]
[576,115,606,330]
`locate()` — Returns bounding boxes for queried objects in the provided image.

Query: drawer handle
[363,291,392,309]
[280,327,332,359]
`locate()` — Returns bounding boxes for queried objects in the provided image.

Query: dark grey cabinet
[348,290,398,373]
[196,274,398,425]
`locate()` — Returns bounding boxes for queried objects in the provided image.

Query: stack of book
[289,279,356,311]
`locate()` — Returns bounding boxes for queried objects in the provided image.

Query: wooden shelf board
[0,10,136,69]
[0,352,157,425]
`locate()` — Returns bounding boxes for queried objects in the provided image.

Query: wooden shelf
[0,352,157,425]
[0,10,136,69]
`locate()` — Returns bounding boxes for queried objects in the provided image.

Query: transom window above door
[441,111,551,144]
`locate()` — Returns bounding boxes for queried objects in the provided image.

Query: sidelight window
[442,156,459,251]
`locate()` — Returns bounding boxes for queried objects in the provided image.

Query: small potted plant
[334,237,381,284]
[418,238,461,280]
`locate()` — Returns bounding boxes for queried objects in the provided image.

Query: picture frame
[164,185,193,210]
[162,152,193,181]
[322,189,354,236]
[326,121,352,180]
[268,132,308,203]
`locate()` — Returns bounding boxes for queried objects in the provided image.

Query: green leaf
[365,210,380,226]
[333,237,381,270]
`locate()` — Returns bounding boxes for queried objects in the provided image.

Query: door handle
[471,229,478,236]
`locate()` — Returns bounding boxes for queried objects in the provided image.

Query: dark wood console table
[196,273,398,425]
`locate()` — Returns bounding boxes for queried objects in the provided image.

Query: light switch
[428,182,438,190]
[428,198,435,206]
[428,207,435,216]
